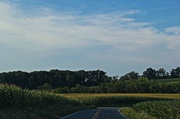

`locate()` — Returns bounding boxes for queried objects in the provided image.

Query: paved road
[60,107,127,119]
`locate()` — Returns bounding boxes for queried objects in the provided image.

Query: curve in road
[60,107,127,119]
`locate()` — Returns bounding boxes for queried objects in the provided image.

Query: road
[60,107,127,119]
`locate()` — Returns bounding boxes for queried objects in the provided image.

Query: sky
[0,0,180,76]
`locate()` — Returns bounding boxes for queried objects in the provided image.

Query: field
[1,84,180,119]
[155,78,180,84]
[0,84,86,119]
[132,100,180,119]
[59,93,180,99]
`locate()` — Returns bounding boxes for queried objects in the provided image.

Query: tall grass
[0,84,78,108]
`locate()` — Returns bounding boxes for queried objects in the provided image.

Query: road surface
[60,107,127,119]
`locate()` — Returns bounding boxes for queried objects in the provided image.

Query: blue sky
[0,0,180,76]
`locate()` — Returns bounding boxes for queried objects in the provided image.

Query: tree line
[0,69,111,89]
[54,78,180,93]
[120,67,180,80]
[0,67,179,91]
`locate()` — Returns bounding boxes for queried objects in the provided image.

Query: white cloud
[0,1,179,74]
[0,2,165,51]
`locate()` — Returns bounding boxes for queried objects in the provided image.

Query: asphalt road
[60,107,127,119]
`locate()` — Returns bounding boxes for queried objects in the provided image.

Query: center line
[92,110,101,119]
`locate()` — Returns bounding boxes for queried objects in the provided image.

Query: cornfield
[59,93,180,107]
[133,100,180,119]
[0,84,78,107]
[1,84,180,119]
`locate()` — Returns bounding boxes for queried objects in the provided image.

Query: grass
[119,107,157,119]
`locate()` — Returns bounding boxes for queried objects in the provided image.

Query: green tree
[156,68,166,78]
[143,68,156,79]
[170,67,180,78]
[120,71,139,80]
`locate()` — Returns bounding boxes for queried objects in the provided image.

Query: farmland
[133,100,180,119]
[59,93,180,99]
[0,84,180,119]
[0,84,86,119]
[59,93,180,107]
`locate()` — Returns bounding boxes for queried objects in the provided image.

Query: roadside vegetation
[120,100,180,119]
[0,84,88,119]
[0,84,78,107]
[119,107,157,119]
[0,105,84,119]
[133,100,180,119]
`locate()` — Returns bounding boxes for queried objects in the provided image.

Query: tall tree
[171,67,180,78]
[120,71,139,80]
[143,68,156,79]
[156,68,166,78]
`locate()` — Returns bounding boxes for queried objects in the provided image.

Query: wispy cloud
[0,1,179,74]
[165,27,180,35]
